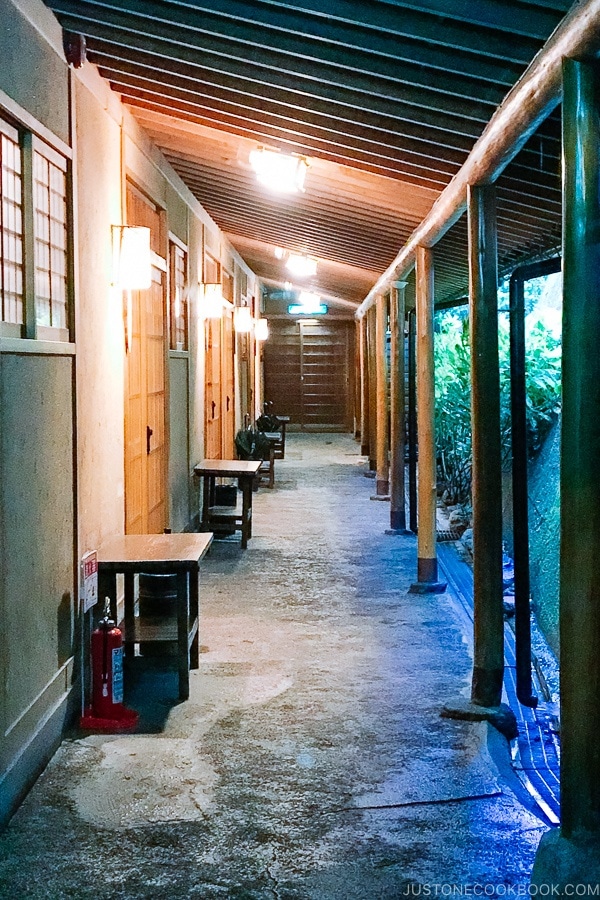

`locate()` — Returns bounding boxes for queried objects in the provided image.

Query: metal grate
[436,529,463,542]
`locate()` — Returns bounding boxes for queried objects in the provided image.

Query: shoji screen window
[33,143,68,340]
[0,119,23,332]
[169,240,188,351]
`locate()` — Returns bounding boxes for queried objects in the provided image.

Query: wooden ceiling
[45,0,571,310]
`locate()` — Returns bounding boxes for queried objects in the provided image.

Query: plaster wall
[169,354,191,533]
[73,77,126,555]
[0,0,76,826]
[0,0,68,144]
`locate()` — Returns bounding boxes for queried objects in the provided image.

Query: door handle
[211,400,216,419]
[146,425,153,455]
[226,395,231,412]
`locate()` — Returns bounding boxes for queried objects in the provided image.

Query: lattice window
[34,149,67,331]
[0,123,23,325]
[169,241,188,350]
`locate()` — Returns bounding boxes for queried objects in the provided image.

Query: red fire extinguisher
[80,598,138,732]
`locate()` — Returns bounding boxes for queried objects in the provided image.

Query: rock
[503,595,515,618]
[461,528,473,553]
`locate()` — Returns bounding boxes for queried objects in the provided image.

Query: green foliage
[434,309,562,506]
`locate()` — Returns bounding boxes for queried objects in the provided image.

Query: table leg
[190,563,199,670]
[201,474,211,531]
[176,568,190,700]
[281,421,287,458]
[240,475,252,548]
[124,572,135,648]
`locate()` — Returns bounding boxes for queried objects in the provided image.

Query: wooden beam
[356,0,600,320]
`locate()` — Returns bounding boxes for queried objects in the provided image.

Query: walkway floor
[0,434,549,898]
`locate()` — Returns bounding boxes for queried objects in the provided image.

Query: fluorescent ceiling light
[250,148,308,193]
[286,254,317,278]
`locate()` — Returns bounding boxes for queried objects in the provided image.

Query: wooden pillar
[354,321,361,439]
[409,247,445,592]
[509,270,537,709]
[533,58,600,887]
[367,306,377,472]
[408,308,418,534]
[375,294,390,495]
[468,183,504,709]
[359,316,370,457]
[388,281,409,532]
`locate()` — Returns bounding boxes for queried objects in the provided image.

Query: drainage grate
[436,529,462,542]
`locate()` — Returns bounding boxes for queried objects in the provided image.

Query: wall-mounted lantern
[254,318,269,341]
[234,306,253,333]
[112,225,152,290]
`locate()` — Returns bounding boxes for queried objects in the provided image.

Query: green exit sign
[288,303,328,315]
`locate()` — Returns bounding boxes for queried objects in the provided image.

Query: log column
[359,316,370,457]
[533,58,600,887]
[388,281,410,532]
[375,293,390,496]
[409,248,445,592]
[408,308,418,534]
[468,183,504,709]
[367,306,377,472]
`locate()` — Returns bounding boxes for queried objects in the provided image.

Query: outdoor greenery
[435,304,562,507]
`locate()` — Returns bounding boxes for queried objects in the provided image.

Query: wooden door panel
[125,185,167,534]
[264,320,351,429]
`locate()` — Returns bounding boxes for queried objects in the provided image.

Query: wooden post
[442,185,515,739]
[533,57,600,887]
[367,306,377,472]
[375,294,390,496]
[468,184,504,709]
[408,308,418,534]
[388,281,410,532]
[359,316,370,457]
[354,321,361,440]
[409,248,445,592]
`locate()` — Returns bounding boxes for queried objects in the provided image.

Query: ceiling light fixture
[286,254,317,278]
[250,148,308,194]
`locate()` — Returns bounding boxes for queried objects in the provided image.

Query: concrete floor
[0,434,548,898]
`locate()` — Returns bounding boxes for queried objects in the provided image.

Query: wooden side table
[194,459,261,549]
[97,533,213,700]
